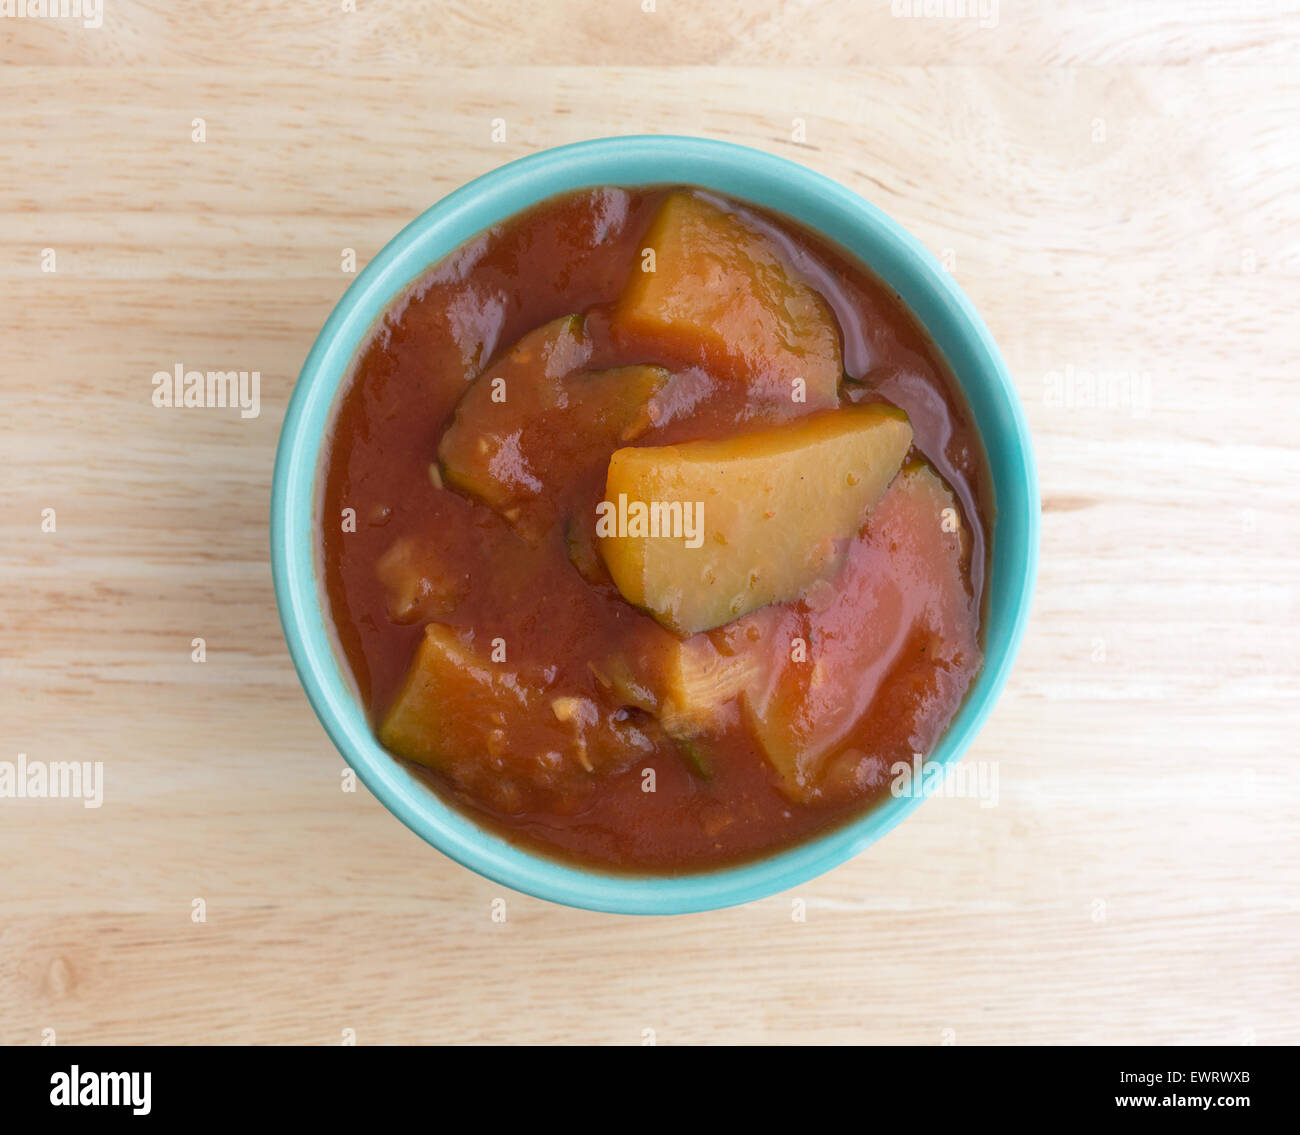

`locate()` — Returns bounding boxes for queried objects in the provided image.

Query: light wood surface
[2,2,1297,1046]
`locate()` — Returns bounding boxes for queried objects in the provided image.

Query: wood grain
[1,2,1298,1045]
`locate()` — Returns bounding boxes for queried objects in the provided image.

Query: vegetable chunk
[439,314,668,540]
[590,628,756,779]
[375,537,468,624]
[380,623,651,811]
[614,191,842,412]
[591,630,757,738]
[740,461,981,801]
[598,403,913,635]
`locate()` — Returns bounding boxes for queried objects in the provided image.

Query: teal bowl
[271,135,1039,915]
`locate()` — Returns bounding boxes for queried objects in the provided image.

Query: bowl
[270,135,1039,915]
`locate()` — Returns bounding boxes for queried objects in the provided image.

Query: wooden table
[3,2,1297,1045]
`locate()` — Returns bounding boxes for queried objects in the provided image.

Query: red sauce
[320,186,990,873]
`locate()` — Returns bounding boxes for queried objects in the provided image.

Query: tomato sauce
[319,186,990,873]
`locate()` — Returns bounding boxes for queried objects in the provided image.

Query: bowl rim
[270,135,1040,915]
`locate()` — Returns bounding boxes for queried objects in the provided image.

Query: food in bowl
[319,186,990,872]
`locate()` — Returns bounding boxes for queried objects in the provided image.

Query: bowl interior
[271,136,1039,915]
